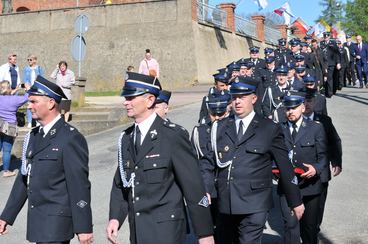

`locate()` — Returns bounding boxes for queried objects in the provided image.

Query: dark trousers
[280,194,321,244]
[356,60,368,86]
[345,61,356,85]
[325,66,335,97]
[37,241,70,244]
[216,212,268,244]
[317,182,329,233]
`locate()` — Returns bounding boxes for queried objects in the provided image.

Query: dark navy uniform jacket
[0,118,92,242]
[202,114,302,215]
[109,116,213,244]
[281,119,328,196]
[313,113,342,183]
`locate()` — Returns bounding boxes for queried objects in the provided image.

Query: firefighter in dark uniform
[201,76,304,244]
[303,89,342,233]
[293,65,307,91]
[0,76,93,244]
[344,34,357,86]
[154,89,171,120]
[191,91,231,236]
[262,65,291,122]
[244,46,266,71]
[279,94,328,244]
[302,75,328,115]
[264,47,274,59]
[321,33,341,97]
[106,72,214,244]
[274,38,292,67]
[198,72,229,124]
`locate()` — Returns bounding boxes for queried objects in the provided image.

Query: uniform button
[30,205,34,209]
[232,166,235,169]
[136,181,140,185]
[293,145,296,148]
[136,212,140,216]
[233,156,236,159]
[135,166,138,170]
[294,152,296,155]
[153,163,157,167]
[230,177,233,180]
[171,215,175,218]
[254,149,257,152]
[135,197,140,201]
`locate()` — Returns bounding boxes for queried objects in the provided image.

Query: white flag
[254,0,268,10]
[282,2,295,25]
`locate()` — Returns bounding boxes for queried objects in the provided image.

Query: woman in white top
[50,61,75,122]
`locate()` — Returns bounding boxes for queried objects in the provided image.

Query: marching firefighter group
[191,32,343,244]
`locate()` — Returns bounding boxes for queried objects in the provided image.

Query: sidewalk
[85,84,211,108]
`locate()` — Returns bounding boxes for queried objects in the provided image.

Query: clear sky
[208,0,347,27]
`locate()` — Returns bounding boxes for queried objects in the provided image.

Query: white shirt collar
[288,116,303,133]
[235,110,255,135]
[135,112,157,145]
[40,114,62,137]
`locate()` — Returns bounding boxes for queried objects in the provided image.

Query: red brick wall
[0,0,152,13]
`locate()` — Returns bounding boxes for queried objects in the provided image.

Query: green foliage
[316,0,344,25]
[342,0,368,40]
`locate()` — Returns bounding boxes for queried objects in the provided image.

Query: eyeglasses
[27,59,33,61]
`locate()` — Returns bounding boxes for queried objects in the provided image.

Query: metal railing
[234,15,257,39]
[196,1,227,29]
[264,26,281,45]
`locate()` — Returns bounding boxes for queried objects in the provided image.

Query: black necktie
[292,123,298,142]
[135,126,141,153]
[237,120,244,141]
[33,128,44,149]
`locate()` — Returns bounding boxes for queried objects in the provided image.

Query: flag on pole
[292,18,310,34]
[308,23,326,38]
[273,2,295,25]
[254,0,268,10]
[319,19,331,32]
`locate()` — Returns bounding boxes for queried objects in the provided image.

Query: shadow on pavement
[335,93,368,105]
[318,232,334,244]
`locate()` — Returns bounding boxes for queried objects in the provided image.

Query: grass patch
[85,91,120,97]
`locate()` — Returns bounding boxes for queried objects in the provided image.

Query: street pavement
[0,87,367,243]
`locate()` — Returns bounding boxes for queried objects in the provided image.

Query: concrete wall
[0,0,196,91]
[0,1,277,91]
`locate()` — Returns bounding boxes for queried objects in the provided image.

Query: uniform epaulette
[65,123,77,132]
[163,120,187,132]
[315,121,321,124]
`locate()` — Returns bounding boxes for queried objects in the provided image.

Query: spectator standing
[0,53,21,90]
[138,49,160,77]
[50,61,75,122]
[0,81,29,177]
[23,54,44,128]
[354,35,368,88]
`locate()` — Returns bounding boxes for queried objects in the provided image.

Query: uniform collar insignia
[150,129,158,139]
[50,128,56,135]
[302,121,306,127]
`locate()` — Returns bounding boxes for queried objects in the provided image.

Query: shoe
[3,171,17,177]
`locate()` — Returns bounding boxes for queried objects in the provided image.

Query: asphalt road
[0,87,367,244]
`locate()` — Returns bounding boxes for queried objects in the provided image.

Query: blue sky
[208,0,347,27]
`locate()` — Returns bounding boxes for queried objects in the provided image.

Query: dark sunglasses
[27,59,33,61]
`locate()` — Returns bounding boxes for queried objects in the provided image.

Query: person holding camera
[50,61,75,122]
[0,80,29,177]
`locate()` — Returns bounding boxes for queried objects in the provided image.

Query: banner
[273,2,295,25]
[254,0,268,10]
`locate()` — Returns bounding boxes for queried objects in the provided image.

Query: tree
[343,0,368,40]
[316,0,344,26]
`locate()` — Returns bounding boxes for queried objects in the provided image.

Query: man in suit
[303,90,342,233]
[106,72,214,244]
[0,76,93,244]
[354,35,368,88]
[279,93,328,244]
[201,76,304,244]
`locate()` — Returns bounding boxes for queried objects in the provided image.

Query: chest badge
[150,129,158,139]
[224,146,229,152]
[218,152,223,159]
